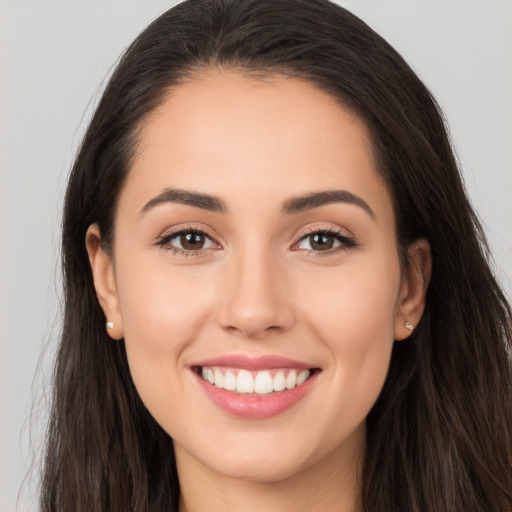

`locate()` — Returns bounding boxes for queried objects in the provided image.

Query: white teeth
[297,369,310,385]
[200,366,313,395]
[214,369,224,388]
[273,371,286,392]
[254,371,273,394]
[285,370,297,390]
[223,370,237,391]
[236,370,255,393]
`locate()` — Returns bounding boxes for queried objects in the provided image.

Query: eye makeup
[291,225,358,257]
[154,224,221,257]
[153,222,358,259]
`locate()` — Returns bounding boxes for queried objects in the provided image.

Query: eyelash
[154,225,220,257]
[154,225,357,257]
[292,226,357,257]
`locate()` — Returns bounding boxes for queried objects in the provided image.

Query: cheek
[301,253,400,414]
[302,250,400,343]
[113,257,216,406]
[117,256,214,342]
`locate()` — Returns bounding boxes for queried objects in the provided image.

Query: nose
[216,247,295,339]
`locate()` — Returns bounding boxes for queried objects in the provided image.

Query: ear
[394,238,432,340]
[85,223,123,340]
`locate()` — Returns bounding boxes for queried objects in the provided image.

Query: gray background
[1,1,511,511]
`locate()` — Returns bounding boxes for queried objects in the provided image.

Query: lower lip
[194,370,319,419]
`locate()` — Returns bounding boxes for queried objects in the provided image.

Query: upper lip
[193,354,316,371]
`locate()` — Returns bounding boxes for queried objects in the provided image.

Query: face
[88,70,427,485]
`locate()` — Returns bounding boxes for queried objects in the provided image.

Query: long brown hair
[41,1,512,510]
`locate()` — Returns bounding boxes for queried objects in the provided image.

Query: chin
[204,452,311,483]
[176,427,333,484]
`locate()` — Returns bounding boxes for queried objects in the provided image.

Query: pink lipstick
[192,355,320,419]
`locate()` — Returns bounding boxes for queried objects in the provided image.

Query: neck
[176,427,365,512]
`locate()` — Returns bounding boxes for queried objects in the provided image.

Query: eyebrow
[140,187,375,220]
[281,190,376,220]
[140,188,227,215]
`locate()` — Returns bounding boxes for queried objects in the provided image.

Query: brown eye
[180,232,206,250]
[309,233,335,251]
[295,228,356,253]
[159,229,217,253]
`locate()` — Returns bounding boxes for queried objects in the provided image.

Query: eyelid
[291,224,357,254]
[154,224,222,255]
[294,224,353,240]
[153,222,357,257]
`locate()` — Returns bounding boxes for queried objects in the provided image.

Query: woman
[41,0,512,510]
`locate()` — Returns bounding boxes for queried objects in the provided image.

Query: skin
[87,70,431,512]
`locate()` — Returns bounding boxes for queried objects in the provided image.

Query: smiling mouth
[193,366,319,396]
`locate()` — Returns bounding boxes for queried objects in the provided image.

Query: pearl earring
[405,321,414,332]
[106,321,114,330]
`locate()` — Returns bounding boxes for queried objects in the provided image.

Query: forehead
[122,70,393,225]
